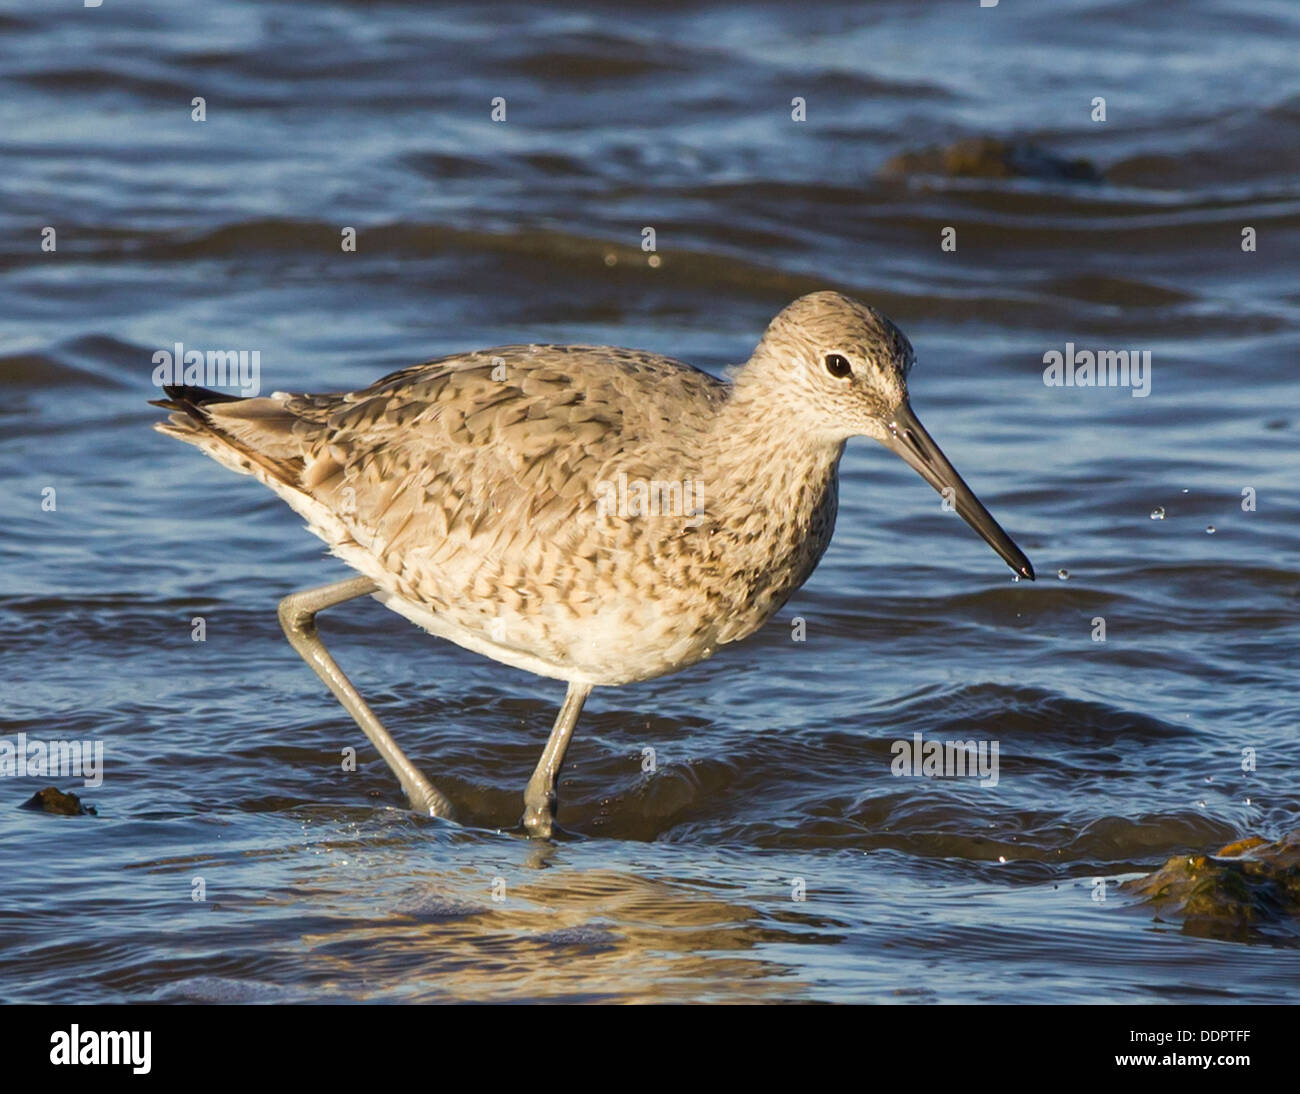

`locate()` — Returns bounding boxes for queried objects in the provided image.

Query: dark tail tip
[149,384,243,414]
[165,384,242,405]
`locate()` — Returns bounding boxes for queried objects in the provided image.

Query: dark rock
[20,786,96,815]
[881,137,1102,182]
[1122,833,1300,940]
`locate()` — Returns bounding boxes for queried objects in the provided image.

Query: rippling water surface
[2,0,1299,1003]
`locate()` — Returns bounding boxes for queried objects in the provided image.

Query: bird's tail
[150,384,304,489]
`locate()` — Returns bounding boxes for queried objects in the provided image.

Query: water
[2,0,1299,1003]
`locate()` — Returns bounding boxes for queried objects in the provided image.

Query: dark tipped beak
[882,402,1035,580]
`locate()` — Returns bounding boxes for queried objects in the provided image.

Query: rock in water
[881,137,1101,182]
[1123,833,1300,940]
[20,786,96,815]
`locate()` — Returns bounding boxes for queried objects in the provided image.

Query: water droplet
[1011,574,1020,583]
[1057,568,1069,580]
[1181,488,1189,493]
[1150,506,1165,520]
[1205,524,1216,534]
[997,855,1007,864]
[1244,797,1252,806]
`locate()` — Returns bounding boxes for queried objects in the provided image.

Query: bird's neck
[701,378,845,593]
[708,371,845,494]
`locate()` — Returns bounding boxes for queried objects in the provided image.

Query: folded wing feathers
[154,350,722,584]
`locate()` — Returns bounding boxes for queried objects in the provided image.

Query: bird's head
[746,290,1034,579]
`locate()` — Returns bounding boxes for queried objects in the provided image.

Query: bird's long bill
[883,402,1035,580]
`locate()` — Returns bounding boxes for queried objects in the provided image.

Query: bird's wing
[199,345,725,577]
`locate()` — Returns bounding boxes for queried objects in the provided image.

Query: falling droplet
[997,855,1007,864]
[1057,568,1069,580]
[1011,573,1020,583]
[1150,506,1165,520]
[1205,524,1216,534]
[1181,488,1189,493]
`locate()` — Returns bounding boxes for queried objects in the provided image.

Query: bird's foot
[521,790,557,839]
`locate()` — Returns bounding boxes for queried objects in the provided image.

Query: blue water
[1,0,1298,1002]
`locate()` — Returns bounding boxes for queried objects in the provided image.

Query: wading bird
[153,291,1033,837]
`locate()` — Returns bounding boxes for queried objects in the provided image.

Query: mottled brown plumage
[153,291,1033,830]
[155,291,1034,686]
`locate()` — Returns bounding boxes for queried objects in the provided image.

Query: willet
[152,291,1033,837]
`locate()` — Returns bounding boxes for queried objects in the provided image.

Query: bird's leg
[521,682,591,838]
[278,576,455,819]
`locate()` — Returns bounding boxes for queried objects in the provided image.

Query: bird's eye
[824,353,853,379]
